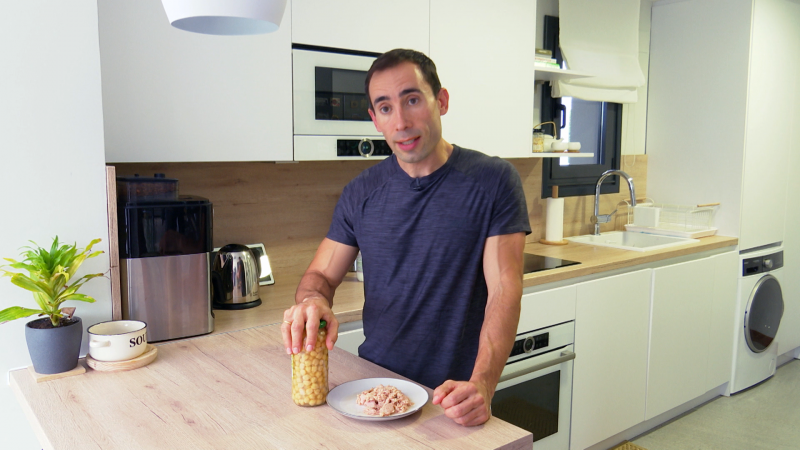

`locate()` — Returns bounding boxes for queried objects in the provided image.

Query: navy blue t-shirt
[327,146,531,388]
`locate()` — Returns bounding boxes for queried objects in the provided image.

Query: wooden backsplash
[112,155,646,282]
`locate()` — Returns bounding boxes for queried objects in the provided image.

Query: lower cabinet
[568,251,738,450]
[518,284,576,333]
[646,251,738,420]
[334,320,365,356]
[646,257,715,419]
[570,269,652,450]
[706,251,738,390]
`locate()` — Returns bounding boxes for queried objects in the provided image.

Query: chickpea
[291,321,329,406]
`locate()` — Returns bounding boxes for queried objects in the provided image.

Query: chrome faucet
[592,169,636,235]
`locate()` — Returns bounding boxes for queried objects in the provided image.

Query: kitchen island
[10,324,532,450]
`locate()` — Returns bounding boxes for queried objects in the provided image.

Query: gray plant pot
[25,316,83,374]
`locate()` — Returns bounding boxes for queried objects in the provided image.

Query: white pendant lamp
[161,0,287,35]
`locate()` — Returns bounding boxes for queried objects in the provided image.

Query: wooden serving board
[86,344,158,372]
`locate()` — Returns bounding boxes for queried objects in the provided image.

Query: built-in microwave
[292,45,392,161]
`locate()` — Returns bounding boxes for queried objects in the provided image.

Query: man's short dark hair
[365,49,442,110]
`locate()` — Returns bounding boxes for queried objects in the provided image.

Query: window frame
[540,15,623,199]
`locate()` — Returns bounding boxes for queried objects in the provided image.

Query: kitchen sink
[566,231,699,252]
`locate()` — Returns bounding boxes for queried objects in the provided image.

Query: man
[282,49,530,426]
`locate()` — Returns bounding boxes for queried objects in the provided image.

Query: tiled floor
[631,359,800,450]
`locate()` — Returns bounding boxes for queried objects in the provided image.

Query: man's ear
[437,87,450,116]
[368,108,382,132]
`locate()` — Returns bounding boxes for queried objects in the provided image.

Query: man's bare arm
[432,232,525,426]
[471,231,524,396]
[282,238,359,354]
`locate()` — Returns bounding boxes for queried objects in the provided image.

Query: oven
[292,45,393,161]
[492,321,575,450]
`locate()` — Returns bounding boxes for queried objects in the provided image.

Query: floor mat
[610,441,648,450]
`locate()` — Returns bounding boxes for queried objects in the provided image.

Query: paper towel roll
[545,197,565,242]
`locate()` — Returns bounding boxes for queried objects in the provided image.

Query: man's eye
[408,97,419,105]
[379,106,391,114]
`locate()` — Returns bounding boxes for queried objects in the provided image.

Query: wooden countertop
[519,234,738,286]
[213,235,739,333]
[10,325,532,450]
[10,235,737,449]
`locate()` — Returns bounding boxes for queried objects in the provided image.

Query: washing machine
[728,247,785,395]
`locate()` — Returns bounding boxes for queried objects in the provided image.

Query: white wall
[0,1,111,448]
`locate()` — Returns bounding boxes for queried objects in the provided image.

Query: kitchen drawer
[517,285,577,334]
[335,320,365,356]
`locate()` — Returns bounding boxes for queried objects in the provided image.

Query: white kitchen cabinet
[646,0,797,250]
[518,285,576,333]
[430,0,536,158]
[706,251,738,389]
[778,105,800,356]
[335,320,365,356]
[291,0,430,54]
[776,0,800,356]
[570,269,651,450]
[99,0,293,162]
[646,257,715,419]
[646,251,737,420]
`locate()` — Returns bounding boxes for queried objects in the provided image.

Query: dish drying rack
[622,198,720,238]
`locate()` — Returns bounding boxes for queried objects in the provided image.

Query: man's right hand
[282,238,358,355]
[281,296,339,354]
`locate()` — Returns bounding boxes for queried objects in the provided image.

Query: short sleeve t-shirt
[326,145,531,388]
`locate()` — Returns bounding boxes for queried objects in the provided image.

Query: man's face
[367,62,449,166]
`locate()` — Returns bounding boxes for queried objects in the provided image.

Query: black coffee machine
[117,174,214,342]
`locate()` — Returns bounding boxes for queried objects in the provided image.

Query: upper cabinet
[99,0,541,163]
[291,0,430,54]
[646,0,797,250]
[99,0,293,162]
[430,0,536,159]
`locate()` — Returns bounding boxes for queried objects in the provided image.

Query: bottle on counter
[291,320,329,406]
[356,251,364,282]
[532,128,545,153]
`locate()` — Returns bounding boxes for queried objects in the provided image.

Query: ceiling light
[161,0,287,36]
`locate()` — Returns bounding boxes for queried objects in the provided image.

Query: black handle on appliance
[559,104,567,129]
[211,270,224,305]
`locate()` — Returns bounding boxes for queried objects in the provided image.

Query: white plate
[326,377,429,421]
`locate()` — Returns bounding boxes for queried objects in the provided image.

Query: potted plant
[0,237,104,374]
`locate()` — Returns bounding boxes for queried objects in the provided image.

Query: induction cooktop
[523,253,580,274]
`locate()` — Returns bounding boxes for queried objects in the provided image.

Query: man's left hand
[432,379,491,426]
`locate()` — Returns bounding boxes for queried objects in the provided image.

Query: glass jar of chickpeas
[291,320,329,406]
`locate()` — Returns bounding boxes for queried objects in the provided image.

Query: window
[540,15,622,198]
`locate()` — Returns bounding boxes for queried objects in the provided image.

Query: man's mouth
[396,137,419,151]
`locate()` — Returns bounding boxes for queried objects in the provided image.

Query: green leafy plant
[1,237,104,327]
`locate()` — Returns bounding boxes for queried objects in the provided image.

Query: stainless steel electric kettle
[211,244,262,310]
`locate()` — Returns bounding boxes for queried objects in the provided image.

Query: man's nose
[394,107,412,131]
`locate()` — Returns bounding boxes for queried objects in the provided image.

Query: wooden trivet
[539,238,569,245]
[86,344,158,372]
[28,362,86,383]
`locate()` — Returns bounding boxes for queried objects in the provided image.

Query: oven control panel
[510,333,549,358]
[337,138,393,157]
[507,321,574,364]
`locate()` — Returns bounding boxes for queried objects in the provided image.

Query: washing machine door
[744,274,784,352]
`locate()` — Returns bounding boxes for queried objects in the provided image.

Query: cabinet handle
[498,350,576,383]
